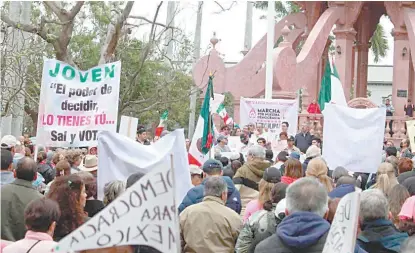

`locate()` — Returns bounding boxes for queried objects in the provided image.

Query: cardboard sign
[54,162,179,252]
[36,59,120,147]
[323,191,360,253]
[119,115,139,140]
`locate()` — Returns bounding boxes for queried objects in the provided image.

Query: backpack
[248,211,280,253]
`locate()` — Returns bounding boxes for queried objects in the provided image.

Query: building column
[409,54,415,103]
[333,29,357,101]
[392,29,411,116]
[356,43,370,97]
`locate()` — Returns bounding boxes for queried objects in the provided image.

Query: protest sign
[406,120,415,152]
[36,59,120,147]
[227,136,245,152]
[323,103,386,173]
[119,115,139,140]
[240,97,298,141]
[323,191,360,253]
[97,129,192,206]
[54,161,179,252]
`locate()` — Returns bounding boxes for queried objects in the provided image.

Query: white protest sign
[240,97,298,141]
[407,120,415,152]
[323,191,360,253]
[227,136,244,152]
[36,59,120,147]
[97,129,192,206]
[322,103,386,173]
[54,162,179,252]
[119,115,139,140]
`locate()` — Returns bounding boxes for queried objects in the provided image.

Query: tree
[253,1,389,62]
[1,1,195,134]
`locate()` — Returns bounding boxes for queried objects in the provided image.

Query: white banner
[119,115,139,140]
[36,59,120,147]
[322,103,386,173]
[97,129,192,205]
[323,191,360,253]
[240,97,298,141]
[54,161,179,252]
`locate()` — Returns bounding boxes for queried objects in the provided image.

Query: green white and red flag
[155,110,168,137]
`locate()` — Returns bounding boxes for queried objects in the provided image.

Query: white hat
[275,198,286,216]
[189,164,203,175]
[80,155,98,172]
[1,135,19,148]
[306,145,321,159]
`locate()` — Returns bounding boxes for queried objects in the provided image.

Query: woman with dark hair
[236,183,288,253]
[46,174,87,241]
[3,198,61,253]
[37,151,55,185]
[77,172,105,217]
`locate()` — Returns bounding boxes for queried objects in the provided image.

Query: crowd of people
[1,118,415,253]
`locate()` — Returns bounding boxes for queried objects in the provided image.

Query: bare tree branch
[128,15,176,29]
[213,1,237,14]
[43,2,66,21]
[99,1,135,64]
[68,1,85,20]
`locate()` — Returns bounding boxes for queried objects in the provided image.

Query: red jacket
[307,103,321,114]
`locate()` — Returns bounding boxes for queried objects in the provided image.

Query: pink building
[193,1,415,143]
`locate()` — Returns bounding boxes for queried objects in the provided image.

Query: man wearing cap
[215,135,231,153]
[79,155,98,177]
[1,135,19,156]
[189,165,203,186]
[179,159,242,214]
[285,136,300,155]
[302,145,321,175]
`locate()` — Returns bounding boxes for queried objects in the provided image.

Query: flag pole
[265,0,275,99]
[170,153,181,253]
[208,72,213,159]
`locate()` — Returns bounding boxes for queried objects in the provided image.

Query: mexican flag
[318,57,347,111]
[188,76,224,166]
[155,110,168,137]
[216,103,233,125]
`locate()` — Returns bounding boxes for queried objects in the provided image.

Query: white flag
[53,160,179,252]
[97,129,192,206]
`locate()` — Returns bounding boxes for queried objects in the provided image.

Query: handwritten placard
[54,163,178,252]
[36,59,120,147]
[323,191,360,253]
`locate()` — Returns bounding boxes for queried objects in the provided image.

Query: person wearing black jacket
[36,151,55,185]
[294,124,313,153]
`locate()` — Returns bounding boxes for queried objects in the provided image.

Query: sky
[129,1,394,66]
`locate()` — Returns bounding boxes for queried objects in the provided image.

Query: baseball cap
[288,136,295,141]
[263,167,281,183]
[217,135,227,142]
[306,145,321,159]
[290,151,301,160]
[1,135,19,149]
[202,159,223,173]
[230,152,240,161]
[190,164,203,175]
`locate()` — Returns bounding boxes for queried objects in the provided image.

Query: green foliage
[2,1,193,133]
[370,23,389,63]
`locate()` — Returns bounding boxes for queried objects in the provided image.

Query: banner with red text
[240,97,298,141]
[36,59,120,147]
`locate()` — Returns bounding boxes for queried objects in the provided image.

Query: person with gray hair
[400,237,415,253]
[332,166,349,185]
[356,189,408,253]
[255,177,330,253]
[103,180,126,205]
[180,177,242,253]
[234,145,270,217]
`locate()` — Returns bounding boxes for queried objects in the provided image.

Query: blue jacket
[329,184,355,199]
[357,219,408,253]
[178,176,241,214]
